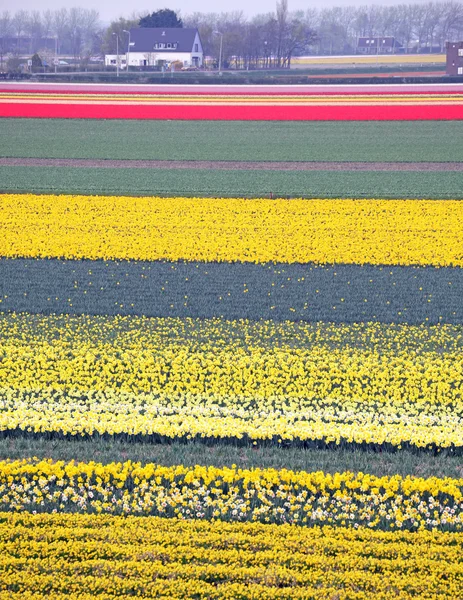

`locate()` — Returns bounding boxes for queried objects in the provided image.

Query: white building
[123,27,203,68]
[104,54,127,68]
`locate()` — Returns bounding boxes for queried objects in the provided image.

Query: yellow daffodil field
[1,88,463,597]
[1,314,462,450]
[1,194,463,266]
[2,459,463,530]
[3,513,462,600]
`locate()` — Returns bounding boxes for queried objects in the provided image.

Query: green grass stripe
[2,119,462,162]
[1,437,461,479]
[1,166,463,199]
[1,258,463,324]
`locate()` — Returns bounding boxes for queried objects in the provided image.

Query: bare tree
[210,12,246,68]
[414,4,431,50]
[276,0,288,67]
[318,8,354,55]
[437,0,463,49]
[42,10,54,39]
[0,11,13,70]
[67,7,100,66]
[396,4,415,53]
[26,11,43,53]
[12,10,29,55]
[281,16,317,67]
[52,8,68,55]
[425,3,444,51]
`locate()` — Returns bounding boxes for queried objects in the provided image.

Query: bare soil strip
[1,158,462,172]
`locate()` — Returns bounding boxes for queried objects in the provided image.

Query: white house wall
[193,32,203,54]
[126,51,203,67]
[104,54,127,67]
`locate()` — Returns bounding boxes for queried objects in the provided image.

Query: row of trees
[1,2,463,70]
[103,3,316,69]
[312,1,463,54]
[0,8,100,65]
[182,1,463,66]
[185,2,316,68]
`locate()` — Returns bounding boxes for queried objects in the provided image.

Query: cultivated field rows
[0,83,462,598]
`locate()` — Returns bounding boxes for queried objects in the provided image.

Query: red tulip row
[1,103,462,120]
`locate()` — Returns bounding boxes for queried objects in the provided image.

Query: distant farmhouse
[446,41,463,75]
[105,55,127,69]
[357,37,403,54]
[105,28,203,69]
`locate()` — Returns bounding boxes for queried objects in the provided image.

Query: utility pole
[214,31,223,75]
[123,29,131,72]
[112,32,119,77]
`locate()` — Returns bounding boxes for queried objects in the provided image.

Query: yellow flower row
[4,388,463,449]
[1,512,462,599]
[4,312,462,354]
[1,194,463,265]
[1,314,462,449]
[1,459,463,530]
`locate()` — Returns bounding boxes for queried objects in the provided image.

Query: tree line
[0,8,100,64]
[1,1,463,70]
[184,1,463,66]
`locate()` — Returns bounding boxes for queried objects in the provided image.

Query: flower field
[2,514,461,600]
[2,87,463,120]
[1,314,463,450]
[0,82,462,597]
[2,194,463,265]
[3,459,463,530]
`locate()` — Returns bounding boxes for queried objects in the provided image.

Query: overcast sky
[2,0,439,24]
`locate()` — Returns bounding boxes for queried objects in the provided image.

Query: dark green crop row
[1,258,462,324]
[1,166,463,199]
[1,436,462,479]
[2,119,462,163]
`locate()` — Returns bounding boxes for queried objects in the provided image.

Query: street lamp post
[123,29,131,72]
[213,31,223,75]
[112,32,119,77]
[54,36,58,74]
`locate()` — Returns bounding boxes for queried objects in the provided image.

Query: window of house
[194,43,199,52]
[458,67,463,74]
[167,43,172,48]
[458,49,463,56]
[110,60,116,64]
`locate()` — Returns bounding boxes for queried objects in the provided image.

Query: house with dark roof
[446,41,463,75]
[357,37,403,54]
[124,28,203,68]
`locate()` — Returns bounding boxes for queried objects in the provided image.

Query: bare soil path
[1,158,462,171]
